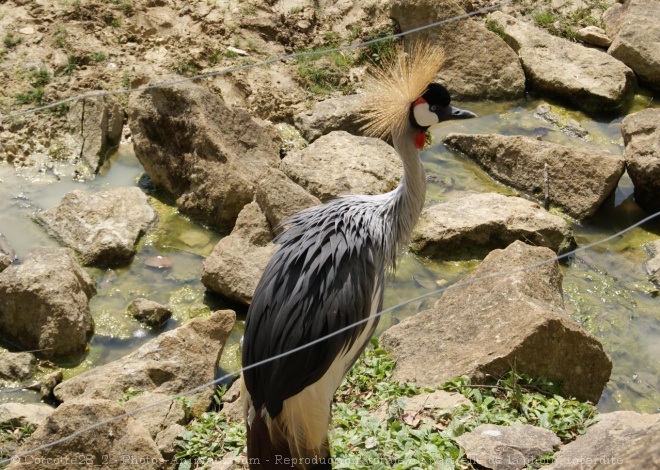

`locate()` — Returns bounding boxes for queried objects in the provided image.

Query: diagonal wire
[0,0,513,121]
[2,210,659,466]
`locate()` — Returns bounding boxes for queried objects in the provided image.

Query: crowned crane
[242,43,476,469]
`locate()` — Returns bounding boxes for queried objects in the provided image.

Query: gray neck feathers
[378,125,426,266]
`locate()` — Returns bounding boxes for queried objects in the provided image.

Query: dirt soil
[0,0,398,169]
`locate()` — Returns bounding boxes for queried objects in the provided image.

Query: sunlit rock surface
[35,188,157,266]
[546,411,660,470]
[391,0,526,100]
[128,77,281,232]
[607,0,660,90]
[490,11,636,111]
[54,310,235,413]
[443,133,625,219]
[381,241,612,403]
[202,201,277,305]
[410,192,576,260]
[280,131,402,203]
[7,399,163,470]
[0,247,95,359]
[621,108,660,213]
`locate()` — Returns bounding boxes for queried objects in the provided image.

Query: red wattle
[415,132,426,149]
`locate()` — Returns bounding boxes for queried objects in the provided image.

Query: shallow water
[0,95,658,414]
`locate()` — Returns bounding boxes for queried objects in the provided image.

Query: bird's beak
[445,106,477,120]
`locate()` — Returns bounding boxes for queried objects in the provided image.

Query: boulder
[380,241,612,403]
[602,2,628,38]
[443,133,625,219]
[35,188,157,266]
[54,310,235,412]
[410,192,576,260]
[280,131,403,202]
[0,352,36,381]
[490,11,636,111]
[7,399,163,470]
[0,247,95,359]
[294,94,364,142]
[576,26,612,48]
[390,0,525,100]
[255,168,321,234]
[607,0,660,90]
[126,298,172,328]
[128,77,281,232]
[121,391,187,439]
[220,377,244,423]
[0,232,14,272]
[202,202,277,305]
[620,108,660,213]
[38,370,63,399]
[455,424,561,470]
[644,239,660,288]
[546,411,660,470]
[67,96,124,176]
[0,403,54,429]
[155,423,186,461]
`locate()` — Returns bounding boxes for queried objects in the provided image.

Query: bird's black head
[410,83,477,131]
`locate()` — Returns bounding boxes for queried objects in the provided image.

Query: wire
[0,0,513,121]
[2,0,655,464]
[3,210,659,465]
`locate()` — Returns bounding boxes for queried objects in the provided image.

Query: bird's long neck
[382,125,427,262]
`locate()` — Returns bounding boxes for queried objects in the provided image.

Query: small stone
[19,27,36,35]
[456,424,561,470]
[39,370,63,399]
[127,298,172,327]
[0,352,37,381]
[577,26,612,48]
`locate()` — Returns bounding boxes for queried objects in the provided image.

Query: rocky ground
[1,0,659,468]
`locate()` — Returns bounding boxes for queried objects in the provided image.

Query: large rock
[54,310,235,409]
[294,94,364,142]
[410,192,576,259]
[280,131,402,202]
[620,108,660,213]
[0,403,54,429]
[546,411,660,470]
[35,188,157,266]
[121,391,187,439]
[455,424,561,470]
[607,0,660,90]
[0,352,36,381]
[443,133,625,219]
[128,78,280,231]
[0,247,95,359]
[380,241,612,403]
[7,399,163,470]
[202,201,277,305]
[490,11,635,111]
[255,168,321,234]
[644,239,660,288]
[67,96,124,176]
[0,232,15,272]
[390,0,525,100]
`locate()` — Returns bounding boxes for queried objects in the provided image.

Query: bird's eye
[429,105,437,112]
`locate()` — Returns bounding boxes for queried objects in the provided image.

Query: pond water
[0,94,658,415]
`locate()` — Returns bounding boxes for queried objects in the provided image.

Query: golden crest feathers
[361,41,445,140]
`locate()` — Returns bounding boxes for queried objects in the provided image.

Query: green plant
[486,18,506,39]
[15,87,45,105]
[91,51,108,62]
[121,71,131,89]
[358,26,399,65]
[118,386,142,406]
[52,25,68,48]
[4,32,21,49]
[172,60,199,76]
[0,423,36,461]
[26,67,51,87]
[64,55,78,75]
[289,6,301,14]
[175,411,247,468]
[534,10,558,27]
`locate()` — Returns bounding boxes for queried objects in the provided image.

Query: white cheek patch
[413,102,439,127]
